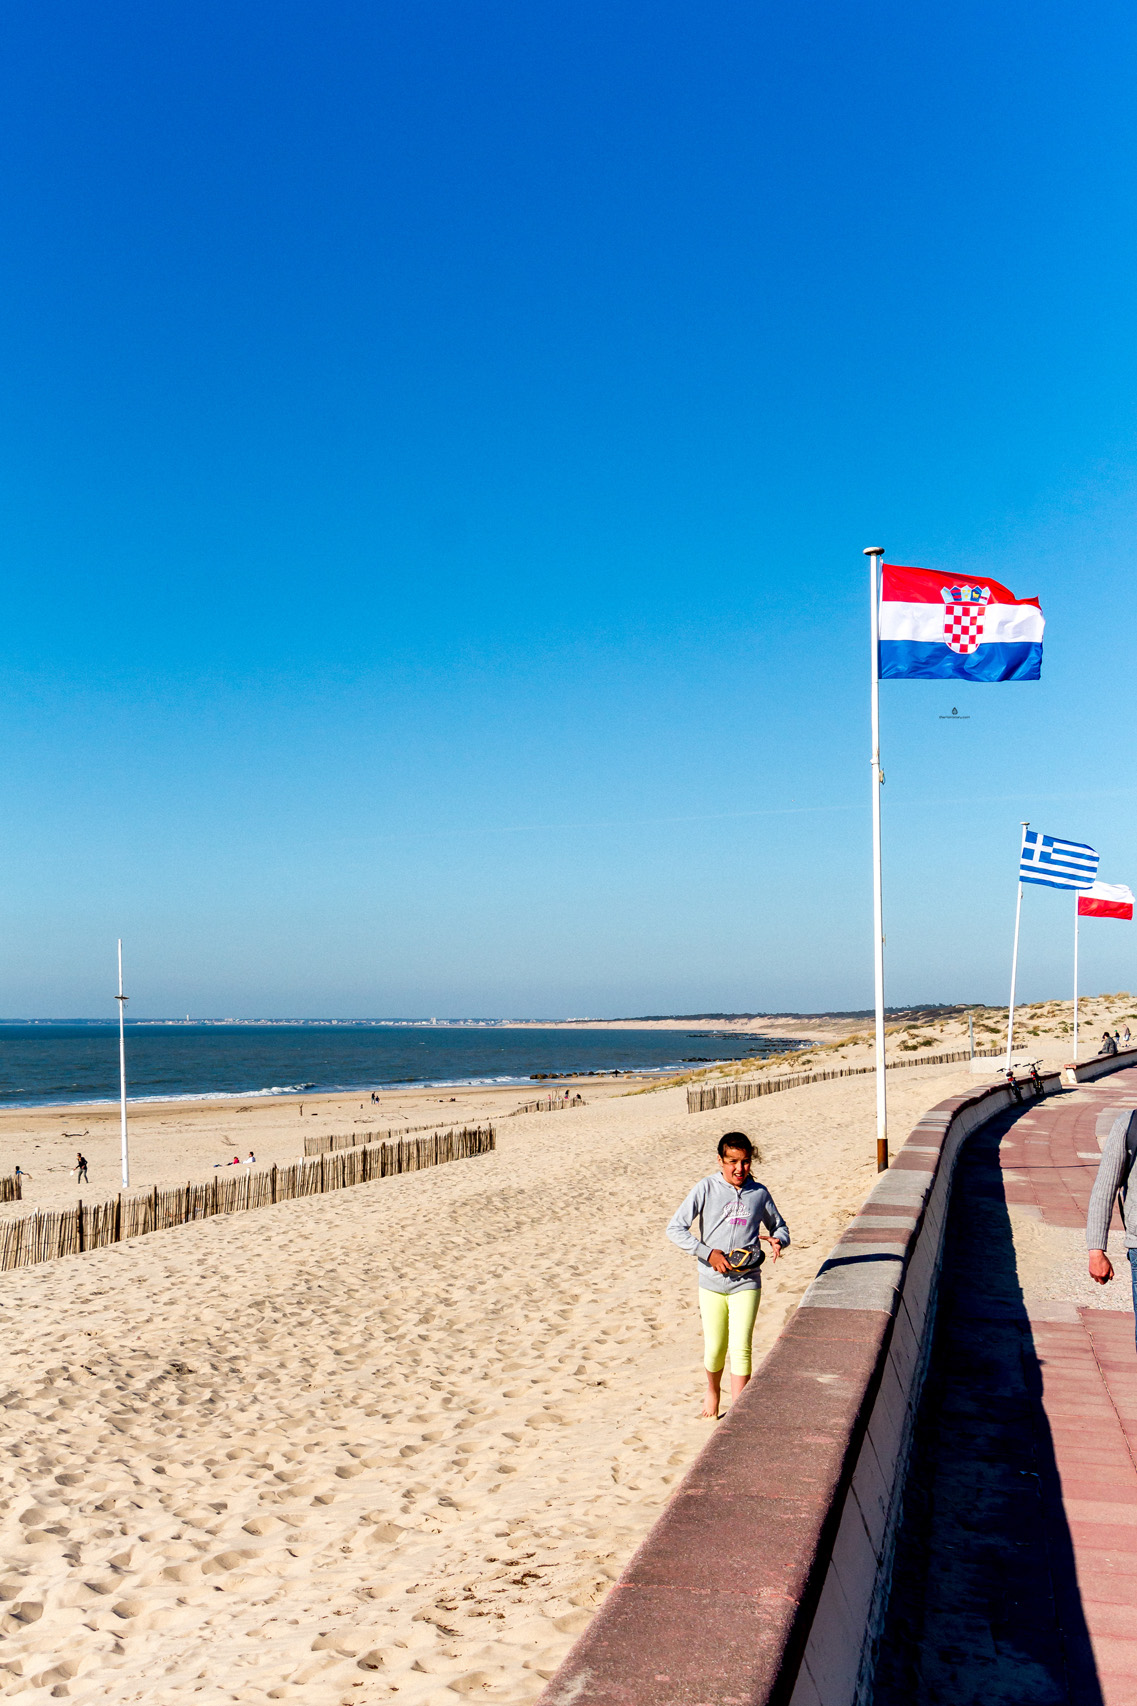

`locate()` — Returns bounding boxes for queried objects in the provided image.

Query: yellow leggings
[699,1287,761,1377]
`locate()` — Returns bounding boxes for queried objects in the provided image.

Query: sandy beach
[0,995,1128,1702]
[0,1079,638,1222]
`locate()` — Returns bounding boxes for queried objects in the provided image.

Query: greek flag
[1020,829,1099,890]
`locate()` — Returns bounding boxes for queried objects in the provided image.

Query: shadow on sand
[871,1106,1104,1705]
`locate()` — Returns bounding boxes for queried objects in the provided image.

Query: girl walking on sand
[666,1132,789,1418]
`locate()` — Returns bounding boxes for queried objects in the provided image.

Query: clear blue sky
[2,0,1136,1018]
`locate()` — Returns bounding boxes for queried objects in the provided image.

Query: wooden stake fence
[0,1124,494,1274]
[0,1173,21,1204]
[303,1117,474,1158]
[509,1094,586,1115]
[687,1048,1003,1113]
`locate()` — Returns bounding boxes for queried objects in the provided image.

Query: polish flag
[1077,881,1134,921]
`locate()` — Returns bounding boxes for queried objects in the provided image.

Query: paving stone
[1059,1474,1137,1503]
[1082,1593,1137,1627]
[872,1081,1137,1705]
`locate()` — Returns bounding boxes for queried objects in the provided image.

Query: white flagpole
[116,939,130,1188]
[1073,896,1080,1062]
[1006,821,1029,1072]
[865,547,887,1172]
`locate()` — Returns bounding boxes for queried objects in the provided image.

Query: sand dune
[0,1061,1011,1701]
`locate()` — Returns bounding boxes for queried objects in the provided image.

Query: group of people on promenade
[1100,1027,1131,1055]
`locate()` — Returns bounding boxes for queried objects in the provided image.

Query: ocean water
[0,1024,802,1108]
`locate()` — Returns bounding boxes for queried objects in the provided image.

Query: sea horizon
[0,1002,967,1027]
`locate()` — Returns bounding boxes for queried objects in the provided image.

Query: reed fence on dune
[509,1094,586,1115]
[303,1117,470,1157]
[0,1124,495,1274]
[0,1174,21,1204]
[687,1047,1004,1112]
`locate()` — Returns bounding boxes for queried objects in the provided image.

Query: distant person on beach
[666,1132,789,1418]
[13,1165,29,1186]
[244,1151,255,1164]
[1125,1027,1132,1048]
[1102,1031,1119,1056]
[76,1153,88,1184]
[1087,1110,1137,1341]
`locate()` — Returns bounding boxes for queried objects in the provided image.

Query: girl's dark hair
[718,1131,753,1159]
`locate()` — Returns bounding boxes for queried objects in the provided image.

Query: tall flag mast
[866,553,1045,1169]
[864,550,887,1172]
[1014,829,1098,1065]
[1075,881,1134,1059]
[116,940,130,1188]
[1007,821,1029,1072]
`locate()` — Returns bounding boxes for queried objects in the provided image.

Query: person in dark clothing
[76,1152,88,1184]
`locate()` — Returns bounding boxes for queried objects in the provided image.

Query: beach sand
[0,1051,1017,1705]
[0,1079,638,1221]
[3,992,1130,1702]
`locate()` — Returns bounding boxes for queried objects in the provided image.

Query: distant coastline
[0,1003,974,1032]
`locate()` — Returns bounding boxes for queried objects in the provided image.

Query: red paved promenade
[1006,1070,1137,1700]
[875,1065,1137,1704]
[1037,1310,1137,1700]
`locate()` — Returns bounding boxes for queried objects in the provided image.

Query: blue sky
[2,0,1136,1018]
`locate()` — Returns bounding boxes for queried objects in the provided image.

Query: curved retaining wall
[541,1052,1137,1706]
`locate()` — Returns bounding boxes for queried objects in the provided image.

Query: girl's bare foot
[701,1394,719,1418]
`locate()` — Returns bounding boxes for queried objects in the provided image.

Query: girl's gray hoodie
[666,1174,790,1294]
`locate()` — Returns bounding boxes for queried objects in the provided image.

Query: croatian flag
[878,563,1044,681]
[1078,881,1134,921]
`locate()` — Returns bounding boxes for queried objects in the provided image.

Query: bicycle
[1023,1059,1045,1099]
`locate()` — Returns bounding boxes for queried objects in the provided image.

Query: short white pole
[1006,822,1028,1072]
[1073,898,1080,1062]
[116,939,130,1188]
[865,547,887,1171]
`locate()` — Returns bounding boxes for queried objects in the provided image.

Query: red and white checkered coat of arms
[940,582,992,655]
